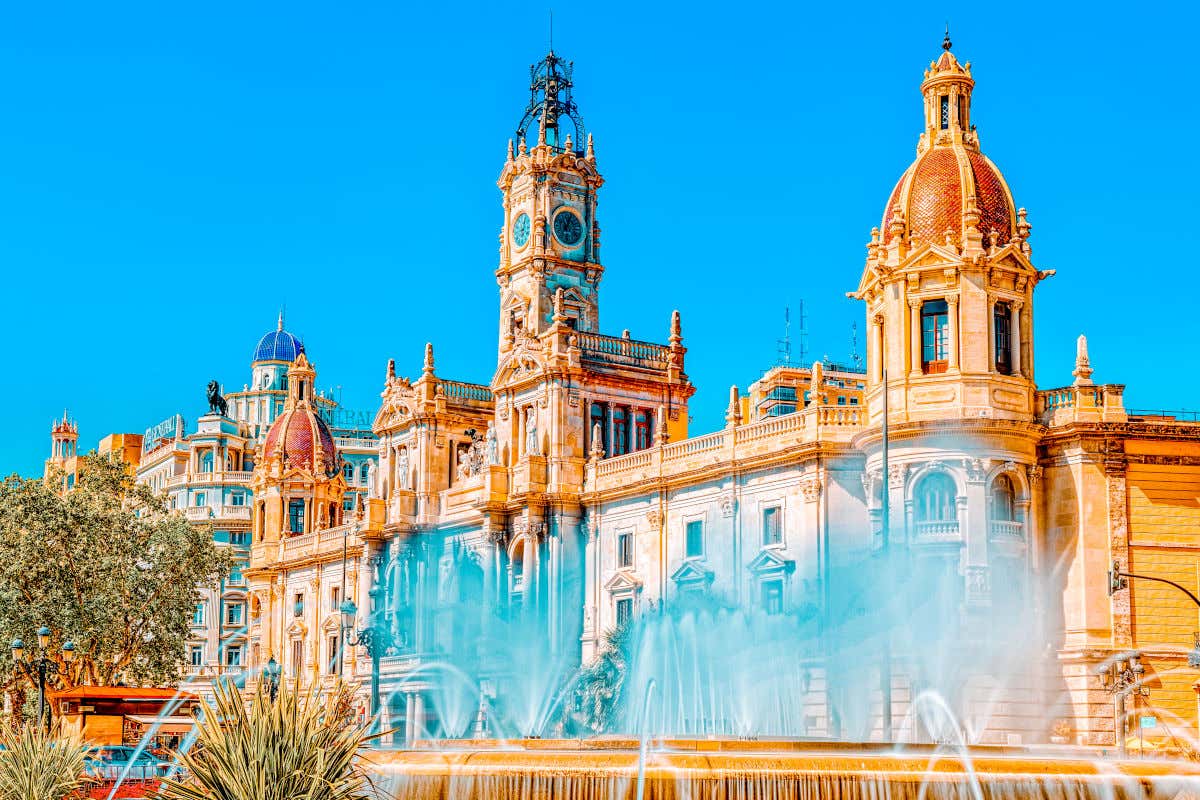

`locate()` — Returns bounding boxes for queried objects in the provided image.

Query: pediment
[748,548,795,576]
[492,338,546,387]
[374,386,416,431]
[320,613,341,634]
[670,559,714,586]
[604,569,643,593]
[286,618,308,638]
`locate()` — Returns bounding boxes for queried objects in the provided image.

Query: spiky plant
[155,679,375,800]
[0,723,90,800]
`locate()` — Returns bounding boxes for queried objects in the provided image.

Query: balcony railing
[168,471,254,488]
[576,332,670,371]
[989,520,1024,541]
[334,436,379,451]
[914,520,960,540]
[437,380,493,403]
[184,505,251,522]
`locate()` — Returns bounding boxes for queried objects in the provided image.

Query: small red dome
[882,145,1014,248]
[262,406,338,476]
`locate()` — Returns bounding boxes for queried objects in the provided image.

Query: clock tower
[496,49,603,357]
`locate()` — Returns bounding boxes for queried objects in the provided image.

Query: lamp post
[10,626,76,731]
[1096,651,1147,758]
[340,585,390,734]
[261,656,282,702]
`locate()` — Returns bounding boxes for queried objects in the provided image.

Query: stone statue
[397,447,411,491]
[525,408,540,456]
[206,380,228,416]
[367,461,378,499]
[486,422,498,466]
[456,443,471,482]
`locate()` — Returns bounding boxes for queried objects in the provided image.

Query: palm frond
[0,723,90,800]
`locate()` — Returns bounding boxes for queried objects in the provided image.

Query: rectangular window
[288,499,305,534]
[227,566,244,585]
[994,301,1012,375]
[617,533,633,568]
[850,397,859,406]
[685,520,704,558]
[837,396,846,405]
[224,646,242,667]
[293,592,304,617]
[189,645,204,667]
[763,507,782,546]
[291,640,304,677]
[616,597,633,627]
[612,409,629,456]
[331,586,341,611]
[192,603,205,626]
[229,531,250,546]
[225,603,243,626]
[939,95,950,130]
[762,580,784,615]
[921,299,950,373]
[328,635,342,674]
[230,493,245,507]
[194,492,206,507]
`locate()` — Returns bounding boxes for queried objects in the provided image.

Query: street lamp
[261,656,282,702]
[341,589,390,734]
[10,626,76,731]
[1096,651,1148,758]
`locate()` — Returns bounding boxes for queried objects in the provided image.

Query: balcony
[988,520,1024,542]
[914,520,960,541]
[168,471,254,488]
[185,505,252,522]
[576,332,670,371]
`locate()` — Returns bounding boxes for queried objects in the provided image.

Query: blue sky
[3,2,1198,477]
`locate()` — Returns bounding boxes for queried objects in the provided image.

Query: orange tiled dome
[881,145,1015,248]
[262,404,338,476]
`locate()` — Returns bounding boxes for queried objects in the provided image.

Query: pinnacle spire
[277,308,284,331]
[943,23,952,51]
[423,342,436,377]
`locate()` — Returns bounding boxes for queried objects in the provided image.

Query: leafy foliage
[0,723,90,800]
[569,620,636,734]
[156,678,376,800]
[0,454,233,694]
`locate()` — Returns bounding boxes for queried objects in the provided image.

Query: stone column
[1010,301,1023,377]
[871,314,884,384]
[947,297,960,371]
[523,528,537,619]
[986,296,995,372]
[909,299,922,376]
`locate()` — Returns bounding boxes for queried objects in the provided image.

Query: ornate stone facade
[239,40,1200,750]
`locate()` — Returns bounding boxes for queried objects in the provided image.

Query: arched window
[990,475,1016,522]
[359,463,370,484]
[200,452,214,473]
[914,472,957,523]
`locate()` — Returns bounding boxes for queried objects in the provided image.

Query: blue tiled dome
[253,320,304,363]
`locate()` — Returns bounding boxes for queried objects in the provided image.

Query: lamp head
[36,627,51,650]
[340,599,358,632]
[264,656,281,679]
[10,639,24,662]
[61,641,75,663]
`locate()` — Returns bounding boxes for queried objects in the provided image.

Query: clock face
[512,213,531,248]
[552,209,583,247]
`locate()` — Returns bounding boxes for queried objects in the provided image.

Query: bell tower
[496,49,603,357]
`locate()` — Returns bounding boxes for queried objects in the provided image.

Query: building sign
[1140,715,1157,729]
[143,414,184,453]
[320,407,375,431]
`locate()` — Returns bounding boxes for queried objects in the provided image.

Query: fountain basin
[367,740,1200,799]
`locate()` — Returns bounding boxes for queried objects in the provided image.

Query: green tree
[0,454,233,706]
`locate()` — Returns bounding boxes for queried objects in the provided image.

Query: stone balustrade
[591,404,864,490]
[437,380,494,403]
[334,436,379,451]
[914,520,960,540]
[167,470,254,488]
[1035,383,1126,426]
[575,332,670,371]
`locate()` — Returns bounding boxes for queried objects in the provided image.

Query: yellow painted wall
[1126,444,1200,739]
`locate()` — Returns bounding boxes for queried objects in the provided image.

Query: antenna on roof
[549,9,554,53]
[776,307,792,366]
[797,300,808,366]
[851,321,863,371]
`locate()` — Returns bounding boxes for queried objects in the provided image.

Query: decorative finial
[669,310,682,347]
[553,287,566,323]
[725,386,742,427]
[943,23,952,51]
[277,308,284,331]
[590,421,605,460]
[564,133,573,152]
[1073,334,1094,386]
[507,139,514,161]
[386,358,396,382]
[655,407,670,445]
[586,132,595,160]
[423,343,435,377]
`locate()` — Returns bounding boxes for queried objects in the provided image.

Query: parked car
[83,746,165,781]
